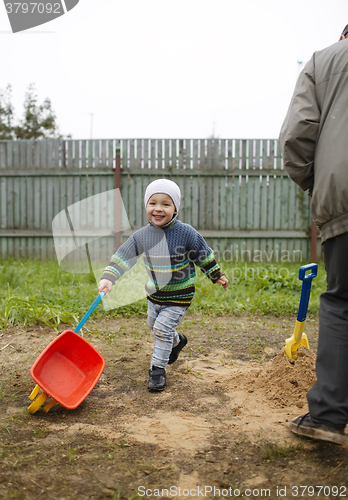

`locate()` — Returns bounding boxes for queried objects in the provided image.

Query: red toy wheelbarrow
[27,288,108,414]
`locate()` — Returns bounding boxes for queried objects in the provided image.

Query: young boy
[98,178,228,392]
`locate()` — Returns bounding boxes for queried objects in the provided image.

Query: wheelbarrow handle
[74,287,109,334]
[297,263,318,322]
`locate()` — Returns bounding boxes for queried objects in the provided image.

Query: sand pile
[250,346,317,408]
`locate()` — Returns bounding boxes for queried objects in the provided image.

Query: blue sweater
[101,218,223,308]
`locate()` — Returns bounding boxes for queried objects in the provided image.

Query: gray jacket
[279,38,348,242]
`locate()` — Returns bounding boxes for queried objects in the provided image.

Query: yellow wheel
[27,391,49,414]
[28,384,41,401]
[43,399,56,413]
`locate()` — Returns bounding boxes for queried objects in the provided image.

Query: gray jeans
[147,301,187,369]
[307,232,348,428]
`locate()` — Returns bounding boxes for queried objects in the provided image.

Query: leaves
[14,83,61,140]
[0,84,15,140]
[0,83,66,140]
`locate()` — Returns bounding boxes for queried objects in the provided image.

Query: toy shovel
[27,288,108,414]
[285,263,318,360]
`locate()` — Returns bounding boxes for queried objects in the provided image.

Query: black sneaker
[148,366,166,392]
[290,413,345,445]
[168,334,188,365]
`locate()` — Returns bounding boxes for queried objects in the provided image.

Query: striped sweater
[101,218,223,308]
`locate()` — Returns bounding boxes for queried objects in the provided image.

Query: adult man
[278,24,348,445]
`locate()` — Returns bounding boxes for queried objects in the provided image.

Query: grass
[194,261,325,317]
[261,442,303,460]
[0,259,326,330]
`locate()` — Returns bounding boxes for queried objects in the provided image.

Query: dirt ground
[0,313,347,500]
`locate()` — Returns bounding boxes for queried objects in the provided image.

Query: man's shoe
[148,366,166,392]
[290,413,345,445]
[168,334,188,365]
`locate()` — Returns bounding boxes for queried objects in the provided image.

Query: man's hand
[216,276,229,289]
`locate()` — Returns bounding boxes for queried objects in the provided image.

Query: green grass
[0,259,325,329]
[194,261,326,317]
[261,442,303,460]
[0,259,149,330]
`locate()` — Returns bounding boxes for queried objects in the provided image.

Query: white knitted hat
[144,179,181,212]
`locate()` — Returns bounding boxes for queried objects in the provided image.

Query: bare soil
[0,313,347,500]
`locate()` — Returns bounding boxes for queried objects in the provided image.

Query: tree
[14,83,61,140]
[0,83,66,140]
[0,85,15,140]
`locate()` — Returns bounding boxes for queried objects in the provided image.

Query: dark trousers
[307,232,348,428]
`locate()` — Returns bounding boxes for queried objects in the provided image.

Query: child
[98,178,228,392]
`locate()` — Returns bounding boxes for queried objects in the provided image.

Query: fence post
[114,146,121,250]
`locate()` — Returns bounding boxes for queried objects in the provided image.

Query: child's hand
[216,276,229,289]
[98,279,113,293]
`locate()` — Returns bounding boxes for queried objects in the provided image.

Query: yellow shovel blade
[285,320,309,360]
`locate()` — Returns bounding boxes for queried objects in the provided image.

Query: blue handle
[74,288,108,334]
[297,263,318,322]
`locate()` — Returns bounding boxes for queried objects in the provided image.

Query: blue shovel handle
[74,287,108,334]
[297,263,318,322]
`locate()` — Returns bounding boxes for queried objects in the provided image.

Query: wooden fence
[0,138,316,262]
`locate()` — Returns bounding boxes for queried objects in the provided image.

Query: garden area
[0,260,347,500]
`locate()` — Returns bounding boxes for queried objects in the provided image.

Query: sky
[0,0,347,140]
